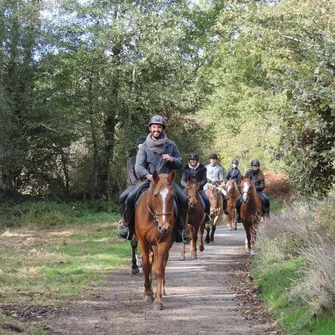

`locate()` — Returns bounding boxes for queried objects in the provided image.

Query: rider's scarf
[188,162,200,170]
[146,132,167,155]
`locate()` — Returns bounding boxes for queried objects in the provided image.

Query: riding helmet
[136,136,147,145]
[188,153,199,161]
[148,115,166,128]
[209,152,218,160]
[251,159,260,166]
[232,159,239,165]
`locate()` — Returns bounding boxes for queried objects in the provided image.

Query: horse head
[225,179,239,200]
[185,176,200,208]
[240,177,254,203]
[149,170,175,234]
[205,184,221,217]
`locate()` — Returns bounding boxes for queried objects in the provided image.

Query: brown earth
[0,174,290,335]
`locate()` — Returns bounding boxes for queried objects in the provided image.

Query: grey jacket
[135,138,183,178]
[205,164,224,184]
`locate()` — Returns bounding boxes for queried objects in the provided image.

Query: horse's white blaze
[160,187,169,219]
[242,182,249,202]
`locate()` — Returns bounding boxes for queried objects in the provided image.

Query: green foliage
[195,0,335,194]
[0,200,117,229]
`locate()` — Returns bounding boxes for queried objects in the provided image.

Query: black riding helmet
[209,152,218,160]
[136,136,147,145]
[232,159,239,165]
[148,115,166,129]
[188,153,199,161]
[251,159,260,166]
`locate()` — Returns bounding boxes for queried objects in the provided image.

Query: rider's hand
[162,154,173,162]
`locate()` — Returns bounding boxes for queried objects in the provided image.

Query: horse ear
[169,170,175,183]
[153,170,160,184]
[187,174,192,182]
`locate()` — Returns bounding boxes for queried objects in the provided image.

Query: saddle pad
[199,194,206,210]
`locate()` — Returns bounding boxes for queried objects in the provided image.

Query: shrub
[254,198,335,316]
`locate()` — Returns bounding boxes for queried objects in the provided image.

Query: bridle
[147,184,173,223]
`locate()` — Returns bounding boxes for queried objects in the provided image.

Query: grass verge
[252,199,335,335]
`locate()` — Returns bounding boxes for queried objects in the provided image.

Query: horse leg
[199,221,205,252]
[226,214,232,230]
[180,243,186,261]
[205,225,210,244]
[153,246,168,310]
[190,226,198,259]
[210,224,216,242]
[243,223,252,256]
[138,239,154,302]
[232,209,237,230]
[131,236,140,274]
[210,216,219,242]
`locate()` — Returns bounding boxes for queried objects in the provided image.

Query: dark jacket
[181,164,207,190]
[135,137,182,178]
[127,155,140,186]
[225,167,242,186]
[244,169,265,192]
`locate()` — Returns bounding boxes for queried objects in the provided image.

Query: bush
[254,198,335,316]
[0,200,117,229]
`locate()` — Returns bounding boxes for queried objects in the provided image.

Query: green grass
[0,201,131,306]
[252,257,335,335]
[270,198,283,212]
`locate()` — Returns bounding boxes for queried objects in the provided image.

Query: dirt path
[33,223,278,335]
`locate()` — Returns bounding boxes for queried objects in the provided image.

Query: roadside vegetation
[0,202,128,322]
[252,198,335,335]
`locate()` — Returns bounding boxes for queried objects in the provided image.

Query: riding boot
[204,197,211,223]
[176,208,191,244]
[236,198,242,223]
[117,199,135,242]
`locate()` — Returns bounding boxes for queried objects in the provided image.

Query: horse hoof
[192,255,198,260]
[199,246,204,252]
[132,267,140,275]
[179,255,186,261]
[153,303,163,311]
[144,295,154,303]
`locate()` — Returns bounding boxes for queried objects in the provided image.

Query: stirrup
[116,225,130,242]
[204,214,212,223]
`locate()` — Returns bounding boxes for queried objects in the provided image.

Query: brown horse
[224,179,240,231]
[204,183,224,243]
[240,177,263,256]
[135,170,176,310]
[180,176,205,261]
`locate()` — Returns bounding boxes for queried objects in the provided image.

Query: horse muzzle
[158,224,170,234]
